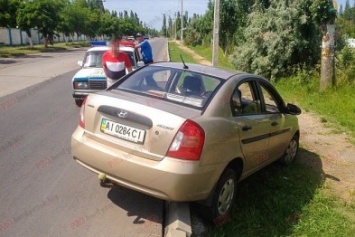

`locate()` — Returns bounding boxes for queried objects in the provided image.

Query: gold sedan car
[71,62,301,221]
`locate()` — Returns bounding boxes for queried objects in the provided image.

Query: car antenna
[180,55,189,69]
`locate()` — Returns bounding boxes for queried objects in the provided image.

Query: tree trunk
[44,38,48,48]
[28,37,33,47]
[25,29,33,47]
[320,23,335,91]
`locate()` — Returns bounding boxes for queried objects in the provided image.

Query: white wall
[0,27,87,45]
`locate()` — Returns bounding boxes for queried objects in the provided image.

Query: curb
[164,202,192,237]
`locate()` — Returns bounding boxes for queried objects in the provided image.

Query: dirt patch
[298,111,355,201]
[174,40,355,202]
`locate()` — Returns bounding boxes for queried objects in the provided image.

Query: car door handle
[242,125,252,131]
[271,121,278,126]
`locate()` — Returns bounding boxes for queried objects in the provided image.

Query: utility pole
[180,0,183,44]
[212,0,220,66]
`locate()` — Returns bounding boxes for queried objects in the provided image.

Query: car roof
[151,62,243,80]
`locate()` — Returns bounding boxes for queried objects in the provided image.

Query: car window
[260,83,280,113]
[83,51,104,68]
[116,66,222,109]
[231,81,261,116]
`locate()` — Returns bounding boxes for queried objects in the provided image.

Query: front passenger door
[231,80,272,177]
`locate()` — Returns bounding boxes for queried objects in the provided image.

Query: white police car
[72,41,144,107]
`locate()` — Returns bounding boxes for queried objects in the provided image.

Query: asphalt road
[0,38,168,237]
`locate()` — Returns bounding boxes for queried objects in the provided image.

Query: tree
[311,0,337,91]
[338,0,355,38]
[17,0,65,47]
[98,11,119,39]
[184,0,214,46]
[57,0,75,41]
[0,0,21,27]
[219,0,252,55]
[161,14,168,37]
[231,0,321,79]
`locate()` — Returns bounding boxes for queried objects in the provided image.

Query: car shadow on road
[0,59,18,64]
[191,147,327,237]
[107,185,164,233]
[23,55,53,58]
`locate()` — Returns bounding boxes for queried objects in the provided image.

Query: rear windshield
[114,66,223,108]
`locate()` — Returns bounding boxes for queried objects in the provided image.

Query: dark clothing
[137,40,153,64]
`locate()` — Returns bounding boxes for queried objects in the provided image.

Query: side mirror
[137,61,145,67]
[77,61,83,67]
[286,103,301,115]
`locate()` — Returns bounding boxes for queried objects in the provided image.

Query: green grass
[168,41,198,63]
[275,74,355,141]
[195,151,355,237]
[169,42,355,237]
[190,44,235,70]
[0,41,90,58]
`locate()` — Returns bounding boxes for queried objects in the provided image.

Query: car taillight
[79,98,86,128]
[166,120,205,161]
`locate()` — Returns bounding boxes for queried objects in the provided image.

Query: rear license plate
[100,118,145,143]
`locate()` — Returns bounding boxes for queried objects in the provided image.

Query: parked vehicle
[71,61,301,221]
[71,41,144,107]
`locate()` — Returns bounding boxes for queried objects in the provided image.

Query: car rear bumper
[71,127,220,201]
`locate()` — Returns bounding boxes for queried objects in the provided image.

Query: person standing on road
[102,35,132,88]
[134,33,154,65]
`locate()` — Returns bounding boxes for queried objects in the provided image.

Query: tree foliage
[310,0,337,25]
[337,0,355,38]
[0,0,20,27]
[2,0,152,47]
[231,0,321,79]
[183,1,214,46]
[17,0,66,47]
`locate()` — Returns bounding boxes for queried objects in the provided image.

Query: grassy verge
[189,44,234,69]
[169,41,355,237]
[195,152,355,237]
[168,41,198,63]
[0,41,90,58]
[275,74,355,141]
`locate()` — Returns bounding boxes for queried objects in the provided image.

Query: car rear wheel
[75,99,83,107]
[280,134,299,165]
[200,168,237,223]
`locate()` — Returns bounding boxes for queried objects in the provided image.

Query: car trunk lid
[83,92,201,161]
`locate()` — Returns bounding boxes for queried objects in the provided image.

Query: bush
[336,47,355,86]
[231,0,320,80]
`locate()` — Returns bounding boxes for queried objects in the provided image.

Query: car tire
[200,168,237,223]
[75,99,83,107]
[279,134,299,165]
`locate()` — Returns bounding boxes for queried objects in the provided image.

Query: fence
[0,27,87,46]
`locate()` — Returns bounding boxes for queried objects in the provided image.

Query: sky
[336,0,349,8]
[103,0,350,31]
[103,0,210,30]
